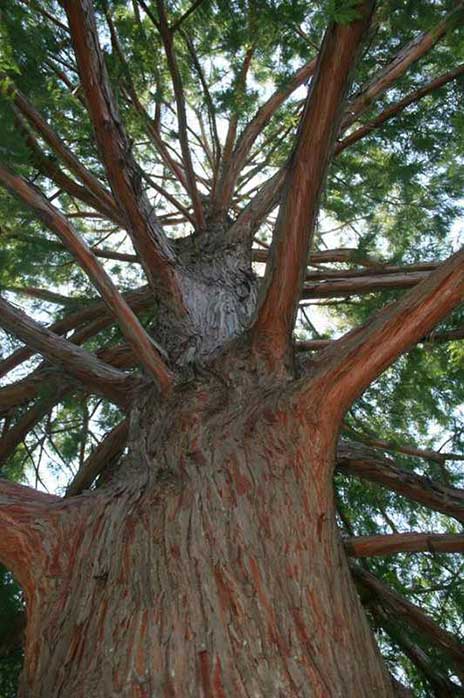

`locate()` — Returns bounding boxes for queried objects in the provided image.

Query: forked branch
[337,445,464,524]
[343,2,464,128]
[353,566,464,677]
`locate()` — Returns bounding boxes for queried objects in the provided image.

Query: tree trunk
[19,380,395,697]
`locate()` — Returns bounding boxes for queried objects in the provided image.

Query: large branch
[0,297,137,406]
[352,566,464,676]
[0,479,59,594]
[337,443,464,524]
[345,532,464,557]
[372,605,464,697]
[309,248,464,417]
[302,270,429,298]
[343,3,464,128]
[13,109,125,226]
[250,3,374,369]
[63,0,186,311]
[65,419,129,497]
[0,166,173,392]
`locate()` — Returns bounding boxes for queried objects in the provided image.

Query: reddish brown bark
[342,3,464,128]
[63,0,187,311]
[337,444,464,523]
[345,532,464,557]
[0,166,173,392]
[0,296,136,407]
[251,3,374,370]
[7,384,396,698]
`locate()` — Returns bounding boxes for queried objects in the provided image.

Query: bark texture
[17,377,394,698]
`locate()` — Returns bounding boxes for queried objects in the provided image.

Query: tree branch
[212,55,317,219]
[171,0,206,32]
[103,4,190,194]
[0,166,173,392]
[345,532,464,557]
[6,83,119,218]
[250,3,374,369]
[181,33,221,173]
[337,442,464,524]
[155,0,206,230]
[13,108,125,226]
[0,343,136,415]
[309,248,464,417]
[343,3,464,128]
[63,0,187,310]
[0,479,60,595]
[375,607,464,697]
[65,419,129,496]
[226,169,286,244]
[302,270,429,298]
[0,285,151,380]
[0,384,73,466]
[0,296,137,407]
[352,566,464,675]
[337,64,464,154]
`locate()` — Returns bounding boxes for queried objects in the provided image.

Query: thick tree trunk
[19,381,394,697]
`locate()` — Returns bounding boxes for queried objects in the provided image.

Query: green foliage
[324,0,362,24]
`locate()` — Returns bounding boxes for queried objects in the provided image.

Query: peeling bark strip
[0,166,173,392]
[251,3,375,369]
[63,0,186,312]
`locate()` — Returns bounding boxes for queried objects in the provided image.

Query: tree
[0,0,464,694]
